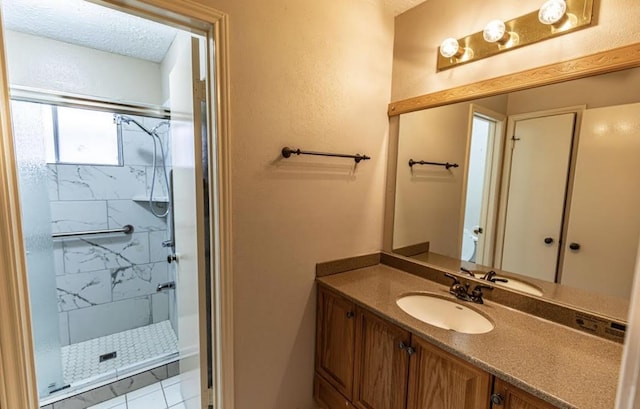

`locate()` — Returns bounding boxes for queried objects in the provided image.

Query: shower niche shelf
[132,195,170,203]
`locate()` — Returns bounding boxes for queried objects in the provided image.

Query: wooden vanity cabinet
[315,286,356,400]
[406,336,491,409]
[491,379,558,409]
[315,286,555,409]
[352,308,411,409]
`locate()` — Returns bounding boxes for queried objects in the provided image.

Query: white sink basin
[471,273,543,297]
[396,293,494,334]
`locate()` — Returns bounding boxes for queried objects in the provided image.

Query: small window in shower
[51,106,122,166]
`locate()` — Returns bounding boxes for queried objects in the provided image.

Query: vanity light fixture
[436,0,594,71]
[439,37,474,62]
[483,20,509,44]
[439,37,462,58]
[538,0,567,25]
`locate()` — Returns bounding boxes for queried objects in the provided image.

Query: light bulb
[483,20,507,43]
[538,0,567,25]
[440,37,461,58]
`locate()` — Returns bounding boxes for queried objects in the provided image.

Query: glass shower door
[11,100,65,397]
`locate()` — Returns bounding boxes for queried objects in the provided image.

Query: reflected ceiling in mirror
[390,66,640,321]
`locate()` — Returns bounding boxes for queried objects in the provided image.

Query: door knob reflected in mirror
[544,237,554,244]
[569,242,581,250]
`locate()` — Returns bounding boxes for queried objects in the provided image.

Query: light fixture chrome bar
[52,224,134,239]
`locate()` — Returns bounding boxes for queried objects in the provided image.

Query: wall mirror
[386,47,640,322]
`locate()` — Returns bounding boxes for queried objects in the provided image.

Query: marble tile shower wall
[48,116,176,346]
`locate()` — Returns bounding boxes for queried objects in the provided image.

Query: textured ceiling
[0,0,426,63]
[1,0,178,63]
[383,0,428,16]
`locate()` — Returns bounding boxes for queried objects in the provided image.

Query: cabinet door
[316,286,356,399]
[492,379,557,409]
[407,336,491,409]
[352,307,410,409]
[315,374,353,409]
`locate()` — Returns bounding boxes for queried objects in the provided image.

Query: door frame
[493,105,584,272]
[0,1,234,408]
[458,104,506,265]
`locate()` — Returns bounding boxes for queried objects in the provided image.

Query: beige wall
[391,0,640,101]
[393,101,469,255]
[207,0,394,408]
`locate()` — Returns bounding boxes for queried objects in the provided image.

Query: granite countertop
[317,264,623,409]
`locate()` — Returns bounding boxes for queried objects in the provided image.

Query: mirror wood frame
[387,42,640,116]
[382,41,640,319]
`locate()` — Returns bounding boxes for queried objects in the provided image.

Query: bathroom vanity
[313,257,622,409]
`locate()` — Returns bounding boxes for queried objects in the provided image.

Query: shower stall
[12,98,180,403]
[0,0,213,406]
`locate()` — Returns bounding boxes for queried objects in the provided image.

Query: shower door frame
[0,1,234,409]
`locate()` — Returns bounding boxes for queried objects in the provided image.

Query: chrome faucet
[445,273,472,301]
[444,273,493,304]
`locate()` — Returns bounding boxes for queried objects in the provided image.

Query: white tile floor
[87,376,188,409]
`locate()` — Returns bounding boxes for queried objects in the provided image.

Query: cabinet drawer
[315,373,353,409]
[493,378,558,409]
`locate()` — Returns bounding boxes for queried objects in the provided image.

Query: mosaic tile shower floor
[62,321,178,385]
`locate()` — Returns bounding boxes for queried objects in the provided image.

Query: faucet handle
[471,284,493,304]
[473,284,494,292]
[482,270,496,281]
[460,267,475,277]
[482,270,509,283]
[444,273,460,285]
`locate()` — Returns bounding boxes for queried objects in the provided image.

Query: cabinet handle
[544,237,554,244]
[398,342,414,355]
[569,242,581,251]
[490,393,504,406]
[346,311,354,319]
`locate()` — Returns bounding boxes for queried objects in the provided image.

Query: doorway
[460,105,504,266]
[0,1,225,408]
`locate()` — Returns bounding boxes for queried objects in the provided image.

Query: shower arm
[114,114,156,137]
